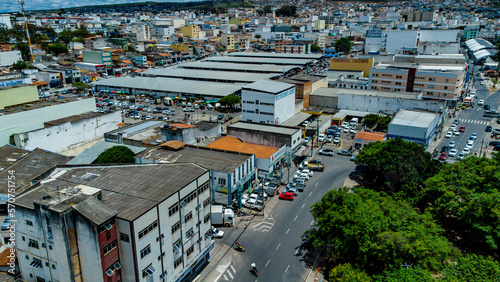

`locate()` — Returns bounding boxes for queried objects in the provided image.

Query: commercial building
[140,69,276,84]
[75,62,107,74]
[329,58,374,78]
[203,56,312,66]
[368,62,467,101]
[221,33,235,50]
[0,98,97,146]
[0,84,39,110]
[161,122,221,145]
[227,121,303,151]
[207,136,286,179]
[136,141,256,206]
[0,50,22,67]
[227,52,323,61]
[12,111,121,153]
[82,50,113,69]
[180,62,299,74]
[104,121,163,147]
[387,109,441,147]
[14,163,213,282]
[34,71,63,88]
[241,80,295,125]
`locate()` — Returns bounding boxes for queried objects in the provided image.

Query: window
[174,257,183,268]
[428,85,434,88]
[51,264,56,270]
[445,79,449,82]
[205,230,212,239]
[173,239,182,253]
[48,245,52,250]
[218,178,226,186]
[185,212,193,223]
[428,78,436,82]
[120,233,130,243]
[204,214,210,224]
[142,264,156,278]
[99,219,114,233]
[197,182,209,195]
[28,239,39,249]
[171,221,180,234]
[182,191,197,205]
[186,228,194,239]
[26,220,33,226]
[140,245,151,259]
[396,75,402,79]
[255,100,259,105]
[203,198,210,208]
[395,82,402,86]
[103,241,117,255]
[427,92,434,95]
[255,109,259,114]
[22,236,25,241]
[444,86,448,90]
[138,220,158,239]
[169,204,179,217]
[443,93,447,97]
[186,246,194,257]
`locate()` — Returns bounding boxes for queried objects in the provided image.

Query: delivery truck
[211,205,235,227]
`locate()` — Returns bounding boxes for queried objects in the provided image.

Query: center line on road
[295,248,300,255]
[294,215,298,221]
[311,219,314,225]
[302,203,305,209]
[315,182,318,187]
[265,259,271,267]
[309,192,312,196]
[285,265,290,273]
[276,243,281,250]
[286,228,290,234]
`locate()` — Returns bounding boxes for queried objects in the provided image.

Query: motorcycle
[235,244,245,252]
[250,263,258,277]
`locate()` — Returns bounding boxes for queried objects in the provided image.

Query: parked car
[337,150,352,156]
[441,146,449,153]
[278,192,295,201]
[445,131,453,138]
[448,148,458,157]
[183,108,195,112]
[333,137,341,144]
[456,152,465,160]
[319,149,334,156]
[283,187,299,196]
[478,100,485,106]
[439,153,447,161]
[303,136,311,144]
[486,125,492,132]
[318,134,326,142]
[470,133,477,140]
[326,135,334,143]
[449,141,456,148]
[453,119,460,125]
[212,226,224,238]
[1,216,11,231]
[459,126,466,132]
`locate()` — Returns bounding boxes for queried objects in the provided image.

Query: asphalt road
[217,154,356,282]
[436,76,500,160]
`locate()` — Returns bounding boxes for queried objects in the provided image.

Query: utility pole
[19,0,34,62]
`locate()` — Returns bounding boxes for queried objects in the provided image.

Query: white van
[206,104,213,111]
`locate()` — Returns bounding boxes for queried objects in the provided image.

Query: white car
[343,127,349,133]
[445,131,453,138]
[449,141,456,148]
[478,100,485,106]
[462,147,471,155]
[342,122,349,127]
[333,137,341,144]
[212,226,224,238]
[466,141,474,149]
[303,137,311,144]
[480,82,485,85]
[318,134,326,142]
[450,124,457,130]
[448,148,458,157]
[470,133,477,140]
[293,173,309,180]
[299,169,313,177]
[350,128,357,134]
[457,152,465,160]
[453,130,460,136]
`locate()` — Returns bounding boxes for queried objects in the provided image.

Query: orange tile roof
[355,131,387,142]
[121,60,133,64]
[207,136,278,159]
[159,140,186,150]
[168,123,197,129]
[33,81,48,86]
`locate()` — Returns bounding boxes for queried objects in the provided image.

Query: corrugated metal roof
[181,61,298,73]
[140,68,275,83]
[66,141,147,165]
[203,56,311,66]
[243,80,294,94]
[228,52,323,60]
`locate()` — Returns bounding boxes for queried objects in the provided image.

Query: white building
[0,14,12,28]
[387,109,441,147]
[242,80,295,125]
[0,51,22,67]
[14,163,213,282]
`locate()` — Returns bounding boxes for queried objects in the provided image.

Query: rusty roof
[206,136,278,159]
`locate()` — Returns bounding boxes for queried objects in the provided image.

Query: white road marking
[294,215,298,221]
[265,259,271,267]
[228,271,234,280]
[311,219,314,225]
[302,203,305,209]
[315,182,318,187]
[286,228,290,234]
[309,192,312,196]
[230,265,236,273]
[222,275,228,280]
[276,243,281,250]
[285,265,290,272]
[295,249,300,255]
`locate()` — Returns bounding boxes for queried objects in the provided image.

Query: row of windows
[395,82,402,86]
[186,246,194,257]
[198,182,209,195]
[25,256,57,270]
[182,191,197,205]
[185,212,193,223]
[120,233,130,242]
[260,112,274,116]
[171,221,180,234]
[103,241,117,255]
[243,100,255,104]
[243,110,255,113]
[174,257,183,268]
[204,214,210,224]
[260,102,274,106]
[203,198,210,208]
[138,220,158,240]
[169,203,179,217]
[140,244,151,259]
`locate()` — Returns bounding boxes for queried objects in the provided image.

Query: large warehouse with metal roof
[139,68,277,83]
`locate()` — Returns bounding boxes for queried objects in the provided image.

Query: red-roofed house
[354,131,387,150]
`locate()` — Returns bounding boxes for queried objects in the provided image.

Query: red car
[279,192,295,201]
[459,126,466,132]
[439,153,447,161]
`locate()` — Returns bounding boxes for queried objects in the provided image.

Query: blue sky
[0,0,197,13]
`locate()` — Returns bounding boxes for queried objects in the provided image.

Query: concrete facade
[13,111,121,153]
[0,51,22,67]
[0,84,39,110]
[387,109,441,147]
[227,122,303,150]
[0,98,97,146]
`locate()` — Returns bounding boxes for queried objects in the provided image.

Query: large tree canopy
[335,37,352,54]
[96,146,135,164]
[219,94,241,107]
[307,188,455,275]
[355,138,441,195]
[421,156,500,251]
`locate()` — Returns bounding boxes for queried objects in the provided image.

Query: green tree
[307,188,455,275]
[355,138,441,194]
[441,254,500,281]
[58,28,74,43]
[71,82,91,91]
[275,5,297,17]
[254,34,261,39]
[421,156,500,251]
[219,94,241,108]
[73,26,91,38]
[362,114,379,128]
[14,42,31,61]
[96,146,135,164]
[377,115,392,131]
[47,42,68,56]
[310,44,321,53]
[330,264,371,282]
[10,60,29,71]
[335,37,352,54]
[375,266,435,281]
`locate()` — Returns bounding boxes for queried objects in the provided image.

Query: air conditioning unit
[180,201,187,208]
[106,269,114,276]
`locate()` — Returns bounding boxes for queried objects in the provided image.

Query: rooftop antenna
[18,0,34,61]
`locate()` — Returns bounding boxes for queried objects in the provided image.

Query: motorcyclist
[251,263,258,276]
[236,242,242,249]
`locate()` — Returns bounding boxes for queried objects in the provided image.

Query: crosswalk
[458,119,490,125]
[218,261,237,281]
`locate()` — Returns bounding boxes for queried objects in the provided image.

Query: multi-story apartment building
[14,163,213,282]
[221,33,235,50]
[84,36,108,50]
[369,63,467,101]
[242,80,295,125]
[180,25,199,39]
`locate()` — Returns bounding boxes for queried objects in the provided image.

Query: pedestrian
[244,221,249,229]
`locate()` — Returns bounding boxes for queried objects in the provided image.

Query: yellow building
[229,18,244,25]
[0,84,39,110]
[170,43,191,53]
[329,58,375,77]
[180,25,199,39]
[313,20,325,30]
[221,34,235,50]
